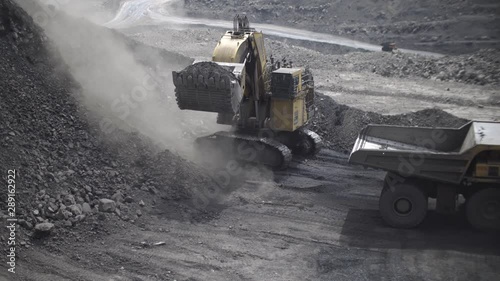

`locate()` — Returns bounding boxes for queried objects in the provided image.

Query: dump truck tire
[379,181,428,228]
[466,188,500,231]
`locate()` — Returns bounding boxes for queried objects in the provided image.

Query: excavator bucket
[172,61,243,115]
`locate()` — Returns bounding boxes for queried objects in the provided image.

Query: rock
[148,187,158,194]
[34,222,54,236]
[116,202,124,210]
[82,203,92,214]
[436,71,447,80]
[18,219,33,230]
[33,209,40,216]
[74,214,86,222]
[111,191,124,203]
[139,200,145,207]
[55,208,72,220]
[46,202,58,213]
[38,189,46,197]
[98,199,116,213]
[84,185,92,193]
[64,220,73,227]
[63,194,76,206]
[90,199,99,208]
[136,209,142,217]
[124,196,134,203]
[76,196,85,204]
[68,204,83,216]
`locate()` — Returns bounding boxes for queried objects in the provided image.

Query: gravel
[336,49,500,86]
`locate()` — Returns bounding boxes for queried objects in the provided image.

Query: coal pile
[0,0,215,237]
[310,93,469,153]
[338,49,500,86]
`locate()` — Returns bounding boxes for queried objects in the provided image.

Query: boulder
[111,191,124,203]
[98,199,116,213]
[34,222,54,237]
[82,203,92,214]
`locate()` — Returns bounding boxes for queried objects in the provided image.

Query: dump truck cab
[349,121,500,230]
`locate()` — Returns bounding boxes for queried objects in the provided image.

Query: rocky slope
[0,0,215,242]
[337,49,500,86]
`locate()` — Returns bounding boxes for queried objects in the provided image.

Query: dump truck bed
[349,121,500,185]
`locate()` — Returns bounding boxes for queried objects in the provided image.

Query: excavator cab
[269,68,312,132]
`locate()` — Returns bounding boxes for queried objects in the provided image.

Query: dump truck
[381,42,397,52]
[349,121,500,230]
[172,15,321,169]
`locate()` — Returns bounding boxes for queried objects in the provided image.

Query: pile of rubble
[310,93,468,152]
[338,49,500,86]
[0,0,215,238]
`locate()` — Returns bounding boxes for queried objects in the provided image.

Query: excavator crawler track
[195,131,292,169]
[300,128,323,155]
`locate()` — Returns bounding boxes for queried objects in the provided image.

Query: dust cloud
[15,0,226,160]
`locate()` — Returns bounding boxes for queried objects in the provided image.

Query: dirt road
[183,0,500,54]
[104,0,442,57]
[11,151,500,281]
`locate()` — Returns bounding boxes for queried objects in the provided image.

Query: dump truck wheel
[466,188,500,231]
[379,182,428,228]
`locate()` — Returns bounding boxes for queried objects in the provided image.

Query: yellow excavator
[172,15,321,168]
